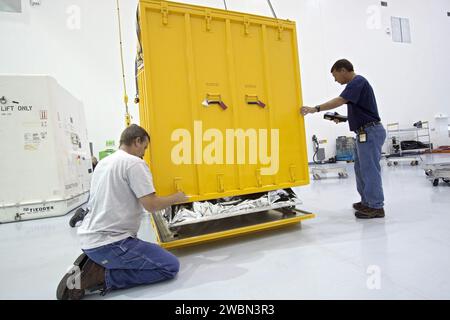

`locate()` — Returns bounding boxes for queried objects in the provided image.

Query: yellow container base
[150,209,315,249]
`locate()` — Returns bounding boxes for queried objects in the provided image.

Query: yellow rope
[116,0,131,127]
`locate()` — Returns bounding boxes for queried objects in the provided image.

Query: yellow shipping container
[136,0,314,248]
[137,0,309,202]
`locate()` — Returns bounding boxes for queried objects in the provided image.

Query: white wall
[0,0,140,157]
[277,0,450,158]
[1,0,450,159]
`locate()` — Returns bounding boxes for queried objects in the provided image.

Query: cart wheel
[415,161,419,166]
[410,161,415,166]
[387,162,392,167]
[338,173,343,178]
[313,174,321,180]
[433,179,439,187]
[425,170,432,176]
[394,161,398,166]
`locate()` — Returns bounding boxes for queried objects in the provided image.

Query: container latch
[256,169,262,187]
[205,10,212,31]
[277,22,284,40]
[203,94,228,110]
[289,165,296,182]
[161,2,169,25]
[174,178,182,192]
[217,174,225,193]
[246,95,266,108]
[244,16,250,35]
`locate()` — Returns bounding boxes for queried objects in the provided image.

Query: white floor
[1,154,449,300]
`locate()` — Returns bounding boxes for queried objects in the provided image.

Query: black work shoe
[69,208,89,228]
[355,207,385,219]
[56,253,89,300]
[353,202,369,211]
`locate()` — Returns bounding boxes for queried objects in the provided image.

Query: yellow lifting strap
[116,0,131,127]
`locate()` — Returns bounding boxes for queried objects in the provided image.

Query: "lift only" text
[0,106,33,112]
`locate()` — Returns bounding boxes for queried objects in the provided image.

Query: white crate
[0,75,91,223]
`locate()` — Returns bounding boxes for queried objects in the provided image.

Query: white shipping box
[0,75,91,223]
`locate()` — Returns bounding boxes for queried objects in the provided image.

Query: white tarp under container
[0,75,92,223]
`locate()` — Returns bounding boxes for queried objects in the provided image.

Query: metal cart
[423,162,450,186]
[385,122,432,167]
[310,164,349,180]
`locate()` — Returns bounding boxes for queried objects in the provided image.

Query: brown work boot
[56,255,106,300]
[56,253,88,300]
[355,206,385,219]
[353,202,369,211]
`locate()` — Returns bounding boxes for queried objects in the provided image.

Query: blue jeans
[354,124,386,209]
[83,237,179,291]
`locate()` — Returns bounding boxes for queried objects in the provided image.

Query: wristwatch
[315,105,321,113]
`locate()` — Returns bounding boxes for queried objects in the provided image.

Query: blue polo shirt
[340,75,381,132]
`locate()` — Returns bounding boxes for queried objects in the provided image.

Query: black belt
[355,121,381,134]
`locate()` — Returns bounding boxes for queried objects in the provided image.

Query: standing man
[57,124,188,300]
[301,59,386,219]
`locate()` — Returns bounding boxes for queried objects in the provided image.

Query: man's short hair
[331,59,354,72]
[119,124,150,146]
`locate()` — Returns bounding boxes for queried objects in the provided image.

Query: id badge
[358,133,367,143]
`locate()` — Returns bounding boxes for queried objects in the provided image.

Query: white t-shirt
[78,149,155,250]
